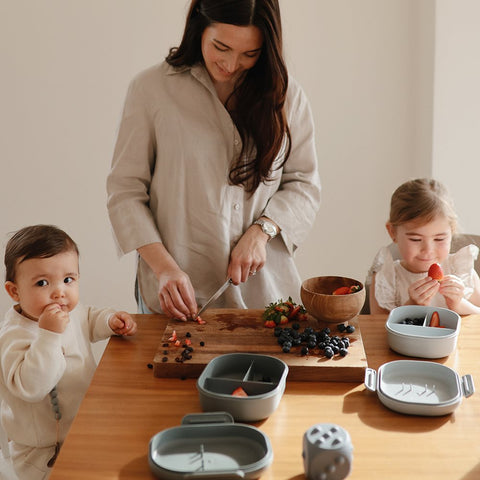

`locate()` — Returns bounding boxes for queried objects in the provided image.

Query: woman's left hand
[439,275,465,310]
[228,226,268,284]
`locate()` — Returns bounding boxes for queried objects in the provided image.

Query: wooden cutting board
[153,309,367,382]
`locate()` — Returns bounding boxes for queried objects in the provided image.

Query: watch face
[263,223,276,236]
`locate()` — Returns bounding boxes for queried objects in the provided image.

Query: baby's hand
[407,277,439,306]
[109,311,137,336]
[38,304,70,334]
[439,275,465,310]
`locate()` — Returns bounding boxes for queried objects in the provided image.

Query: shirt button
[233,203,240,210]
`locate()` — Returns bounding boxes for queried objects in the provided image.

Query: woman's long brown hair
[166,0,291,192]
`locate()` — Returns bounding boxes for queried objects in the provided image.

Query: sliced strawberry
[232,387,248,397]
[195,316,206,325]
[349,285,361,293]
[288,305,301,319]
[264,319,276,328]
[428,263,444,282]
[429,311,441,327]
[279,315,289,325]
[174,339,182,347]
[333,286,351,295]
[168,330,177,342]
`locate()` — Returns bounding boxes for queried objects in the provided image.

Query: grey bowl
[196,353,288,422]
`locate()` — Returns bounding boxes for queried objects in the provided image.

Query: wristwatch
[253,218,278,241]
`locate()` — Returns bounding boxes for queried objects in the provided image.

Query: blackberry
[292,322,300,330]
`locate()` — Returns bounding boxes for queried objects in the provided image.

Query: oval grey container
[149,412,273,479]
[386,305,460,358]
[196,353,288,422]
[365,360,475,416]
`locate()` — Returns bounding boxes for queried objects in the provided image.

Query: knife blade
[195,278,232,318]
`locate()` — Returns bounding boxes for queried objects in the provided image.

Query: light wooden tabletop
[50,312,480,480]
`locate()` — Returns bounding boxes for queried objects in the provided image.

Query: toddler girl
[0,225,137,479]
[369,178,480,314]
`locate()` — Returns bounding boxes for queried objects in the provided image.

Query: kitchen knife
[195,278,232,318]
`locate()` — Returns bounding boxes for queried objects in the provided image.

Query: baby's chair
[361,233,480,314]
[0,414,18,479]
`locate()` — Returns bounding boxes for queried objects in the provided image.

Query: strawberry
[232,387,248,397]
[429,311,440,328]
[264,319,276,328]
[332,286,351,295]
[428,263,444,282]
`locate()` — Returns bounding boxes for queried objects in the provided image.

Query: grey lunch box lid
[196,353,288,422]
[148,412,273,479]
[365,360,475,416]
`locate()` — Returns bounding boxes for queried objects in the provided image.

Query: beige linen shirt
[107,61,321,313]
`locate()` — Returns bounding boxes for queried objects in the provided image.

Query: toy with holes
[302,423,353,480]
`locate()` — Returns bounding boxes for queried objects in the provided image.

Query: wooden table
[50,313,480,480]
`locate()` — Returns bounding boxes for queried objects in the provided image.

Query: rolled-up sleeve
[106,74,162,256]
[264,79,321,254]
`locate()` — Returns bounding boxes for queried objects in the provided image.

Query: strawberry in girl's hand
[428,263,444,282]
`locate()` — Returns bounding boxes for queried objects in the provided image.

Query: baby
[0,225,136,479]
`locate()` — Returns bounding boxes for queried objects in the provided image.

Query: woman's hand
[439,275,465,311]
[228,225,268,284]
[407,277,439,306]
[137,242,198,321]
[157,267,198,321]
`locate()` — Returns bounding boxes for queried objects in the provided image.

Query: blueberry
[337,323,346,332]
[324,347,334,359]
[339,348,348,356]
[301,346,309,356]
[346,325,355,334]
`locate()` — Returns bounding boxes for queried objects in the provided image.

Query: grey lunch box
[385,305,460,358]
[148,412,273,479]
[365,360,475,416]
[196,353,288,422]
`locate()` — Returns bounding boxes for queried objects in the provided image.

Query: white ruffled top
[369,244,479,311]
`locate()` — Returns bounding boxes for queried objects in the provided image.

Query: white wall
[1,1,476,320]
[432,0,480,234]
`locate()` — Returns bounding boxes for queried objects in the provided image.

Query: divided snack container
[196,353,288,422]
[365,360,475,416]
[148,412,273,479]
[386,305,460,358]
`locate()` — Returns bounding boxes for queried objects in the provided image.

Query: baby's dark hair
[389,178,457,232]
[4,225,79,282]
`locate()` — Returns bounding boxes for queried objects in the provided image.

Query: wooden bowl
[300,276,366,323]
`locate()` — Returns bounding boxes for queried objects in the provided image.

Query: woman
[107,0,321,319]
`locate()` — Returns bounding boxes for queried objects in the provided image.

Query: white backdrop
[1,0,479,320]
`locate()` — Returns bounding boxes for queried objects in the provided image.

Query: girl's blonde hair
[389,178,457,232]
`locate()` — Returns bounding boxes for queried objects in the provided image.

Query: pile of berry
[398,317,424,326]
[273,323,355,359]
